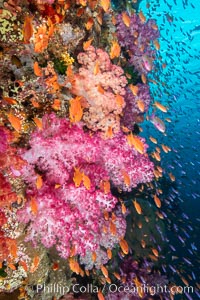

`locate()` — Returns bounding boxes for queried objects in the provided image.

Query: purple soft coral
[116,13,160,75]
[121,84,151,130]
[106,258,169,300]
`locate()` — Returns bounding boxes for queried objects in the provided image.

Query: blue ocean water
[139,0,200,225]
[139,0,200,293]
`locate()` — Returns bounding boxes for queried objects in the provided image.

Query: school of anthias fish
[0,0,199,300]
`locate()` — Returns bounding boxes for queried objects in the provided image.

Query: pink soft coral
[101,132,154,191]
[17,184,121,264]
[20,114,154,192]
[69,46,127,135]
[17,114,154,265]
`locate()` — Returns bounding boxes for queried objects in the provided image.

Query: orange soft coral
[69,46,127,136]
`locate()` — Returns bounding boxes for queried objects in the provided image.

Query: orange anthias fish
[69,97,83,123]
[129,84,139,96]
[85,17,94,30]
[116,94,125,107]
[36,175,43,189]
[102,180,110,194]
[105,126,113,138]
[30,256,40,273]
[121,202,126,214]
[103,210,109,221]
[155,146,161,153]
[97,290,105,300]
[8,263,16,270]
[122,12,131,27]
[141,239,146,248]
[94,61,100,75]
[152,23,158,31]
[121,170,131,187]
[133,199,142,215]
[92,251,97,262]
[153,151,161,162]
[19,260,28,272]
[134,277,144,298]
[110,41,121,59]
[7,113,22,132]
[107,248,112,259]
[119,239,129,255]
[127,133,144,154]
[83,38,93,51]
[33,117,43,130]
[132,136,145,154]
[154,169,161,179]
[69,257,80,274]
[165,117,171,122]
[3,97,17,105]
[110,220,117,235]
[23,16,34,44]
[141,73,147,84]
[149,136,157,144]
[100,0,110,12]
[33,62,42,77]
[153,39,160,51]
[82,173,91,190]
[138,10,146,23]
[154,194,161,208]
[111,212,116,222]
[30,197,38,215]
[152,248,159,257]
[149,254,158,262]
[73,167,83,187]
[154,101,168,113]
[106,277,111,284]
[100,264,109,278]
[161,144,170,153]
[156,166,163,173]
[98,84,105,94]
[113,272,121,280]
[169,172,175,182]
[137,99,145,112]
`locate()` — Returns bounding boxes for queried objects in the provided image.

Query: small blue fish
[169,264,176,272]
[169,244,176,251]
[191,243,197,250]
[178,235,185,244]
[191,272,196,280]
[183,257,192,265]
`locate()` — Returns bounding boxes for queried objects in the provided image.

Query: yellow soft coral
[61,52,74,66]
